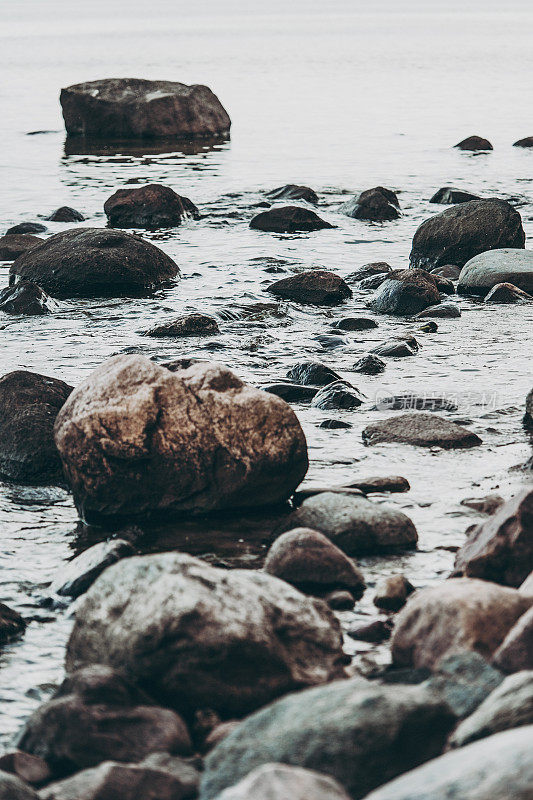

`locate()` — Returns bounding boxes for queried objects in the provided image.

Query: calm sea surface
[0,0,532,746]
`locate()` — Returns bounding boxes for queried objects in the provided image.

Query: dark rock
[362,726,533,800]
[0,603,26,645]
[104,184,199,229]
[484,281,533,303]
[345,263,392,283]
[493,606,533,673]
[370,268,440,314]
[460,494,505,515]
[419,320,438,332]
[65,553,345,719]
[144,313,220,337]
[325,590,356,610]
[391,578,532,669]
[430,264,461,279]
[203,721,240,753]
[421,651,503,718]
[453,488,533,587]
[263,383,318,402]
[265,185,318,204]
[213,763,351,800]
[10,228,179,298]
[0,234,43,260]
[0,370,72,484]
[310,381,363,410]
[345,475,410,494]
[435,275,455,294]
[286,362,341,386]
[61,78,231,139]
[279,491,418,556]
[341,187,400,221]
[330,316,378,330]
[410,199,525,271]
[353,354,385,374]
[318,419,352,429]
[0,772,38,799]
[359,272,390,290]
[513,136,533,147]
[348,618,393,643]
[200,680,456,800]
[0,753,50,788]
[458,249,533,295]
[47,207,84,223]
[454,135,493,151]
[264,528,365,597]
[371,336,419,357]
[250,206,334,233]
[374,574,415,612]
[526,388,533,425]
[313,333,346,349]
[17,665,192,777]
[49,539,135,599]
[363,413,481,449]
[5,223,47,235]
[430,187,480,204]
[416,301,461,318]
[373,393,457,412]
[267,270,351,305]
[54,357,308,520]
[0,281,57,315]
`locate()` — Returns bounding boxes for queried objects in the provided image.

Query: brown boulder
[104,184,199,229]
[363,412,481,449]
[250,206,334,233]
[493,606,533,673]
[484,281,533,303]
[144,312,220,337]
[0,234,43,260]
[454,135,493,151]
[267,270,351,305]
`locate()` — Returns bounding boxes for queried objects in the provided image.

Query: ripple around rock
[250,206,334,233]
[363,413,481,449]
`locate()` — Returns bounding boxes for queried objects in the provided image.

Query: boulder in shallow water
[353,354,385,374]
[265,184,318,204]
[0,281,57,315]
[410,199,525,271]
[430,187,480,204]
[66,553,344,718]
[458,248,533,295]
[215,764,351,800]
[144,312,220,337]
[104,184,199,229]
[345,262,392,283]
[60,78,231,139]
[454,135,493,151]
[310,381,363,410]
[484,281,533,302]
[267,270,351,305]
[263,383,317,402]
[514,136,533,147]
[54,356,308,521]
[0,234,43,260]
[47,207,84,223]
[371,336,419,357]
[286,361,341,386]
[5,222,47,235]
[341,187,400,221]
[363,413,481,449]
[330,316,378,330]
[369,269,440,315]
[250,206,334,233]
[10,228,179,298]
[374,574,414,612]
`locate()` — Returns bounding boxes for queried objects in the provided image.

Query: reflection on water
[63,136,229,158]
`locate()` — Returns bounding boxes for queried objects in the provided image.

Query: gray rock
[311,381,364,410]
[363,413,481,449]
[263,383,318,402]
[422,651,503,718]
[65,553,344,718]
[371,336,419,357]
[267,270,350,304]
[49,539,135,599]
[345,263,392,283]
[430,264,461,279]
[369,269,440,315]
[200,680,456,800]
[104,184,199,229]
[6,223,47,235]
[416,301,461,318]
[493,606,533,673]
[359,273,390,290]
[330,316,378,331]
[0,772,38,800]
[47,207,84,223]
[460,494,505,514]
[215,764,351,800]
[458,248,533,295]
[484,281,533,303]
[430,187,480,204]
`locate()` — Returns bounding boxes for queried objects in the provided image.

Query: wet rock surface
[458,248,533,295]
[341,187,400,221]
[267,270,351,304]
[250,206,334,233]
[369,269,440,315]
[46,207,84,223]
[48,538,135,599]
[0,603,26,646]
[430,187,480,204]
[104,184,199,229]
[310,380,363,410]
[0,282,56,315]
[484,281,533,302]
[0,234,43,261]
[144,312,220,337]
[265,184,319,203]
[214,763,351,800]
[454,135,493,151]
[363,412,481,448]
[286,361,341,386]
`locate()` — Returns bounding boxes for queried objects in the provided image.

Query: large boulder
[104,184,199,229]
[340,187,400,221]
[363,413,481,449]
[215,764,350,800]
[362,726,533,800]
[279,492,418,556]
[0,234,43,260]
[430,187,480,204]
[453,488,533,587]
[267,271,351,305]
[10,228,179,298]
[409,200,525,271]
[60,78,231,139]
[54,356,308,521]
[369,269,440,315]
[0,370,72,484]
[457,249,533,296]
[250,206,334,233]
[391,578,532,669]
[66,553,344,718]
[493,606,533,673]
[200,680,456,800]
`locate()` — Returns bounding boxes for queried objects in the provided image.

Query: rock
[419,320,438,332]
[514,136,533,147]
[0,603,26,645]
[460,494,505,515]
[214,763,351,800]
[345,263,392,283]
[39,755,200,800]
[61,78,231,139]
[369,269,440,315]
[267,270,351,305]
[0,753,50,788]
[348,618,394,643]
[454,135,493,151]
[449,670,533,748]
[434,275,455,294]
[371,336,419,357]
[526,388,533,425]
[453,488,533,587]
[520,572,533,596]
[200,680,456,800]
[65,553,344,718]
[104,184,199,229]
[484,281,533,303]
[0,234,43,260]
[362,726,533,800]
[363,413,481,449]
[345,475,410,494]
[279,492,418,556]
[0,370,72,484]
[204,721,240,753]
[264,528,365,597]
[10,228,179,298]
[326,590,356,610]
[391,578,532,669]
[313,333,346,349]
[5,223,47,235]
[341,187,400,221]
[422,651,503,718]
[310,381,363,410]
[318,419,352,429]
[286,362,341,386]
[409,200,525,271]
[0,772,38,799]
[0,281,57,315]
[430,264,461,279]
[265,185,318,204]
[263,383,317,402]
[330,316,378,330]
[458,249,533,295]
[359,273,390,290]
[430,187,480,204]
[353,354,385,374]
[373,393,457,412]
[250,206,334,233]
[49,539,135,599]
[47,207,84,223]
[17,665,191,777]
[374,575,415,612]
[416,301,461,318]
[144,313,220,337]
[54,356,308,520]
[493,606,533,673]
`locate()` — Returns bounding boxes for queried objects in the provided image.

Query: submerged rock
[10,228,179,298]
[330,316,378,331]
[430,187,480,204]
[458,249,533,295]
[310,381,363,410]
[104,184,199,229]
[416,301,461,317]
[250,206,334,233]
[215,763,351,800]
[286,361,341,386]
[363,413,481,449]
[47,207,84,222]
[454,135,493,151]
[353,354,385,374]
[265,184,318,204]
[144,313,220,337]
[0,603,26,646]
[263,383,317,402]
[484,281,533,302]
[5,222,47,235]
[267,270,351,305]
[0,234,43,260]
[341,187,400,221]
[61,78,231,139]
[369,269,440,315]
[410,200,525,271]
[0,281,57,315]
[66,553,344,718]
[461,493,505,515]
